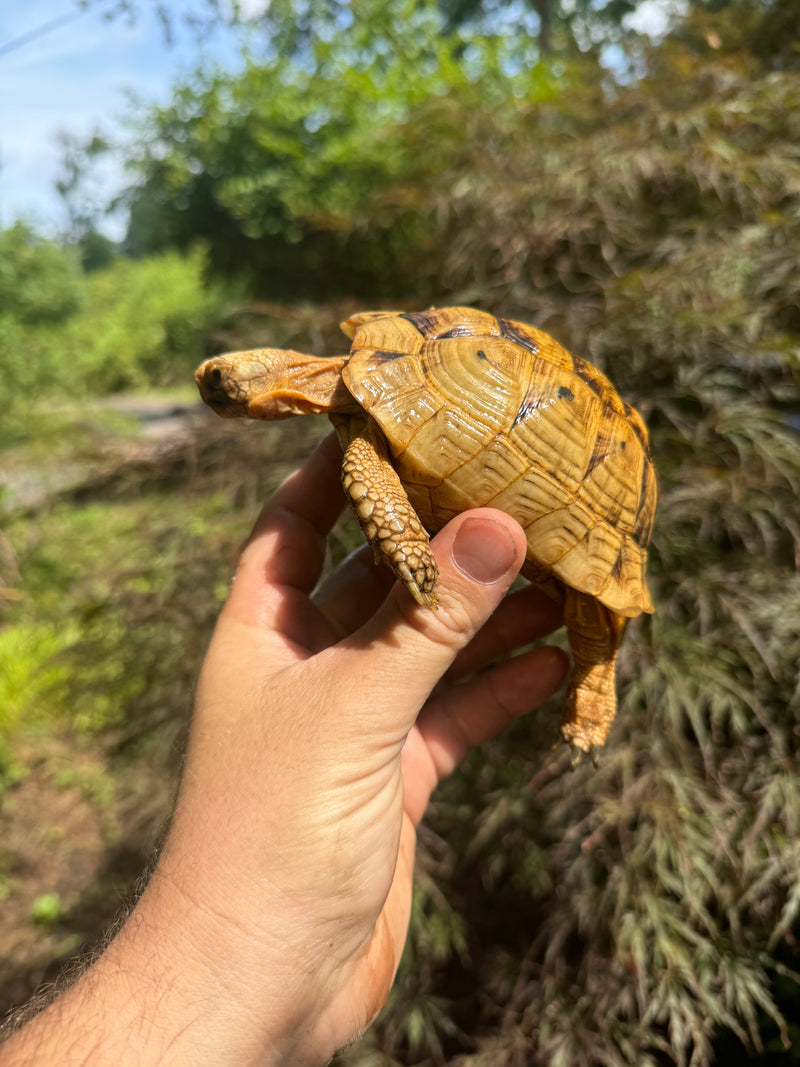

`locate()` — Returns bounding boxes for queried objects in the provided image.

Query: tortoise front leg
[332,415,439,608]
[561,588,627,755]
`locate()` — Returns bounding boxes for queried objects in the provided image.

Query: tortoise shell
[340,306,655,619]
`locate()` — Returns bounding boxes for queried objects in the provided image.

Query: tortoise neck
[283,353,359,413]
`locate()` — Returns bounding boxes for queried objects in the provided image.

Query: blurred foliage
[30,893,65,929]
[119,3,565,295]
[0,223,82,326]
[55,130,118,272]
[82,0,652,58]
[231,0,641,57]
[0,416,336,836]
[334,12,800,1067]
[50,249,236,392]
[3,0,800,1064]
[678,0,800,70]
[80,0,800,66]
[0,235,235,447]
[117,0,800,306]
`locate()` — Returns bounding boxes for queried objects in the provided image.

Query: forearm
[0,872,331,1067]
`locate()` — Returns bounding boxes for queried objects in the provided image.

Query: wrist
[2,867,337,1067]
[114,867,339,1066]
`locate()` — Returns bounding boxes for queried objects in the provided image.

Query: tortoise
[195,306,656,754]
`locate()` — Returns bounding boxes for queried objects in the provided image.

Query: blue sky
[0,1,243,237]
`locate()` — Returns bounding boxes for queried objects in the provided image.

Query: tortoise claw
[566,743,600,770]
[396,559,439,609]
[407,583,439,610]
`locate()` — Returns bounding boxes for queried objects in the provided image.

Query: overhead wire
[0,7,89,60]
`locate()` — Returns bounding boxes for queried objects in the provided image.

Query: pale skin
[1,434,568,1066]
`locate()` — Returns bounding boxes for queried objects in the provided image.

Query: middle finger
[313,543,396,639]
[443,581,564,684]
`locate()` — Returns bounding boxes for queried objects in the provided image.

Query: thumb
[326,509,529,740]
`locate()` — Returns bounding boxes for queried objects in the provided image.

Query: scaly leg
[561,587,627,754]
[332,415,439,607]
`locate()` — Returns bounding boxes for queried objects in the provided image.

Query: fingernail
[451,518,518,585]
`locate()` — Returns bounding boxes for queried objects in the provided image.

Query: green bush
[0,242,233,446]
[48,248,233,393]
[0,223,82,325]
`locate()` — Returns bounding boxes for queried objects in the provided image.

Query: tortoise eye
[211,367,222,383]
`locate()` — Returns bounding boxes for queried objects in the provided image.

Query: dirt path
[0,394,211,515]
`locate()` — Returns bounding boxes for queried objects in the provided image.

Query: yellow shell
[341,307,656,618]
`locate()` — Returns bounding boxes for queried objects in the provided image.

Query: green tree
[438,0,640,53]
[79,0,800,64]
[80,0,643,57]
[55,130,118,272]
[120,1,563,298]
[0,223,84,440]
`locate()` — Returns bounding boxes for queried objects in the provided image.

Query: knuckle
[398,584,485,652]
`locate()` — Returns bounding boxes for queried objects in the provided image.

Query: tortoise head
[195,348,357,421]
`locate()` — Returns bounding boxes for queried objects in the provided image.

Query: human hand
[2,434,568,1067]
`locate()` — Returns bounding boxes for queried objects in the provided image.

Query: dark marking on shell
[571,355,605,399]
[499,318,540,355]
[605,495,623,526]
[558,385,575,402]
[629,418,651,460]
[439,324,481,339]
[370,348,406,361]
[513,396,539,427]
[476,348,489,361]
[633,466,656,546]
[610,551,625,582]
[585,431,612,476]
[400,311,441,336]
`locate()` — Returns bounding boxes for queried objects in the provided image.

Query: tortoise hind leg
[561,588,627,754]
[332,414,439,608]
